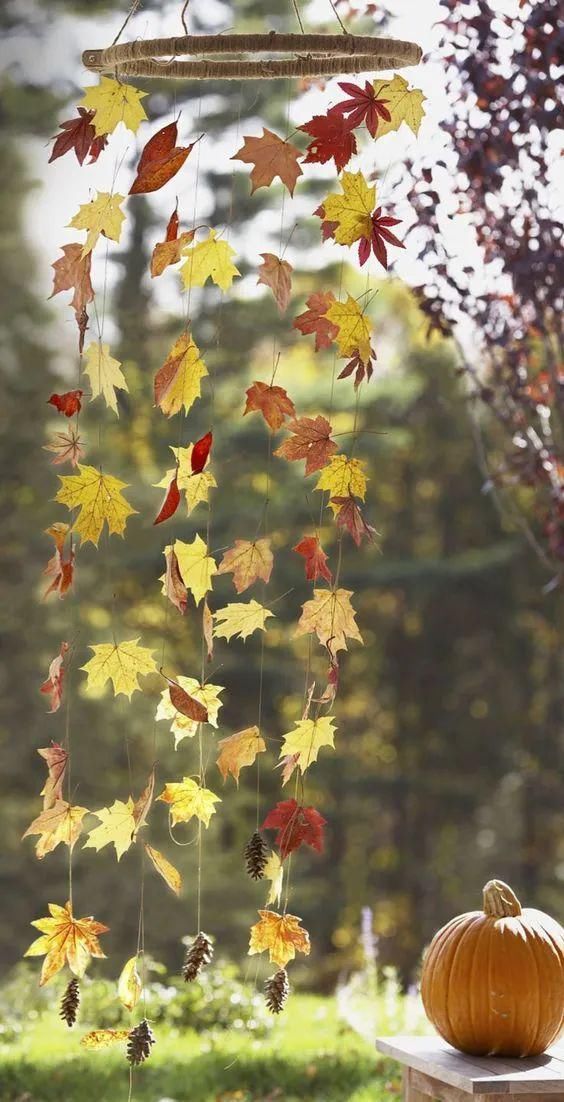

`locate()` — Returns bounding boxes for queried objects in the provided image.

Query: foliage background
[1,0,563,1001]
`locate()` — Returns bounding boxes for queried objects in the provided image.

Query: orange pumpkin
[421,879,564,1057]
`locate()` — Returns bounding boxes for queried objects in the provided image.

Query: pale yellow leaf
[216,726,266,784]
[68,192,125,257]
[83,797,136,860]
[163,535,217,606]
[22,800,88,860]
[279,716,336,772]
[117,955,142,1011]
[322,171,375,246]
[213,600,274,642]
[158,777,221,827]
[324,296,372,363]
[79,76,148,136]
[83,341,128,415]
[371,74,426,138]
[295,588,363,653]
[154,331,208,418]
[145,843,182,896]
[55,464,136,546]
[155,676,224,747]
[263,851,283,906]
[81,638,158,698]
[180,229,240,292]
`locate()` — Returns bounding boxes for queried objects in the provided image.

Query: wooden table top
[376,1035,564,1095]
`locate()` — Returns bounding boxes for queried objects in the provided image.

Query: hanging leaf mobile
[26,3,424,1084]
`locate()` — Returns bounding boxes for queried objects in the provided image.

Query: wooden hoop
[82,32,422,81]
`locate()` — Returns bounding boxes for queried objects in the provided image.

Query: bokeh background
[2,0,563,1006]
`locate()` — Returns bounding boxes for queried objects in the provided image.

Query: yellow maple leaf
[155,676,224,747]
[216,726,266,784]
[68,192,126,257]
[117,955,142,1011]
[80,76,148,137]
[295,588,363,653]
[25,900,108,985]
[80,1029,130,1050]
[324,295,372,363]
[158,777,221,827]
[213,600,274,642]
[144,843,182,896]
[81,638,158,698]
[217,538,273,594]
[22,800,88,860]
[83,341,128,415]
[163,535,217,606]
[263,852,283,907]
[55,464,136,546]
[180,229,240,292]
[83,797,137,860]
[371,74,426,138]
[156,444,216,515]
[154,331,208,417]
[315,455,368,506]
[322,171,375,245]
[248,909,310,969]
[279,716,336,772]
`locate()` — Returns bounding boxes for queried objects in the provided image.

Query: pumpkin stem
[483,879,522,917]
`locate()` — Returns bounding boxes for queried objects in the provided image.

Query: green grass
[0,995,401,1102]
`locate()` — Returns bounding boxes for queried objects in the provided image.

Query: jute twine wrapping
[82,32,422,80]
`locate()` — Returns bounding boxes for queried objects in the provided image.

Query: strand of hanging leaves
[25,58,426,1066]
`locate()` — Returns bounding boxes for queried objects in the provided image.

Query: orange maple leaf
[216,726,266,784]
[217,538,274,594]
[24,901,109,985]
[275,416,338,475]
[244,380,296,431]
[257,253,293,314]
[232,129,302,196]
[248,909,310,968]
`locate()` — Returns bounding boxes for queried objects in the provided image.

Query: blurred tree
[1,0,563,996]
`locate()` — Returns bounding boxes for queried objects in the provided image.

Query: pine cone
[244,830,268,880]
[264,968,289,1014]
[126,1018,155,1066]
[59,977,80,1027]
[182,931,213,982]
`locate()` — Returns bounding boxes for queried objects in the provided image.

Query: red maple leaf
[331,81,392,138]
[244,380,296,431]
[154,473,180,526]
[293,292,339,352]
[130,122,196,195]
[299,112,357,172]
[47,390,83,417]
[358,208,405,270]
[293,535,333,584]
[332,495,377,547]
[49,108,108,166]
[191,431,213,474]
[261,798,327,860]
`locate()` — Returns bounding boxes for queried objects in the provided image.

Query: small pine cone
[126,1018,156,1066]
[244,830,268,880]
[59,977,80,1028]
[182,931,213,982]
[264,968,290,1014]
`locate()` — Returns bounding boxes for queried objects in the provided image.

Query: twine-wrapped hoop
[82,32,422,81]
